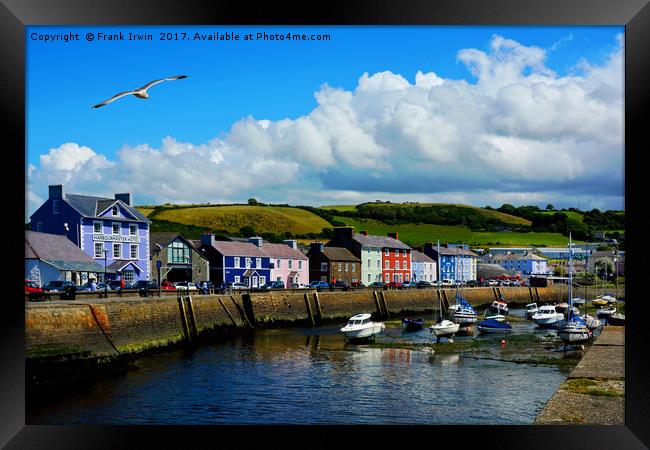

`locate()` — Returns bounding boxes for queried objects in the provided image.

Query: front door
[252,276,258,288]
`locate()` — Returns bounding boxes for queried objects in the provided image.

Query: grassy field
[322,203,531,226]
[332,216,579,247]
[151,205,331,235]
[137,207,156,217]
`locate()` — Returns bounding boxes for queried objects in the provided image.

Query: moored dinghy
[429,317,460,342]
[402,318,425,332]
[607,312,625,326]
[476,318,512,333]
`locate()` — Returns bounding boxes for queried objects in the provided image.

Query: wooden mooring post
[177,296,192,342]
[304,293,316,326]
[218,297,238,327]
[379,291,390,318]
[312,292,323,323]
[373,291,384,317]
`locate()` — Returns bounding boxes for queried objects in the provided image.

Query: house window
[112,206,118,216]
[337,263,342,271]
[394,261,399,269]
[36,222,43,232]
[288,260,293,269]
[385,249,389,256]
[385,274,390,282]
[52,199,60,214]
[112,223,120,235]
[113,243,121,259]
[395,249,399,256]
[320,262,328,272]
[168,241,189,264]
[234,276,240,283]
[368,274,371,283]
[259,276,266,285]
[385,261,389,269]
[130,244,138,259]
[376,260,380,268]
[129,224,137,236]
[94,242,104,258]
[246,258,252,268]
[367,259,371,267]
[123,269,134,283]
[256,258,261,268]
[345,263,349,272]
[352,263,356,272]
[298,260,302,270]
[403,249,407,256]
[234,257,240,268]
[403,261,407,270]
[276,259,281,269]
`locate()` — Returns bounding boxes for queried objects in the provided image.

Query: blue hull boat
[476,318,512,333]
[402,318,425,332]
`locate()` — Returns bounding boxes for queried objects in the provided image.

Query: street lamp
[103,249,108,298]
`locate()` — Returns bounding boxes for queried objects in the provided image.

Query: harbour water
[27,309,581,425]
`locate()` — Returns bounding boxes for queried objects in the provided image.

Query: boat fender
[500,339,506,346]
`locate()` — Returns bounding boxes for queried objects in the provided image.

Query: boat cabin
[525,303,538,311]
[347,313,372,325]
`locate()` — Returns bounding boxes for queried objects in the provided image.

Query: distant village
[25,185,625,291]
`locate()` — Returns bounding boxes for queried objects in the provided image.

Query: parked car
[332,280,350,288]
[197,281,215,292]
[350,281,366,288]
[288,283,304,289]
[228,282,249,290]
[25,280,44,294]
[387,281,403,289]
[42,280,76,292]
[132,280,159,290]
[309,281,329,289]
[403,280,419,288]
[261,280,285,289]
[416,280,432,288]
[175,282,198,291]
[441,279,455,286]
[465,280,479,287]
[486,279,499,286]
[160,281,176,291]
[370,281,386,288]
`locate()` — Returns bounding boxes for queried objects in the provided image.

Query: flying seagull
[91,75,188,108]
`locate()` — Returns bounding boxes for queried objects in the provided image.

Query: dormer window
[112,206,118,216]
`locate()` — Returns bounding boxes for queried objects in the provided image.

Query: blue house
[423,243,479,282]
[411,250,437,282]
[29,184,151,284]
[200,234,271,288]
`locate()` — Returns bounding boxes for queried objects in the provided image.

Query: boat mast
[568,233,573,318]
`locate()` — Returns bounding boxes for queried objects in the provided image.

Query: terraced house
[307,243,361,284]
[481,251,549,277]
[200,234,271,287]
[410,249,437,283]
[30,185,151,284]
[424,243,478,282]
[262,239,309,287]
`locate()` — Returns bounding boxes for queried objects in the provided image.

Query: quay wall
[25,285,618,363]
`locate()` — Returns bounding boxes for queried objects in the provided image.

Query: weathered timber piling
[185,296,198,338]
[373,291,384,317]
[218,297,238,327]
[312,292,323,323]
[379,290,390,318]
[177,296,192,342]
[232,295,254,328]
[304,293,316,326]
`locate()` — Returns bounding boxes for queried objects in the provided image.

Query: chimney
[48,185,63,199]
[310,242,324,254]
[283,239,297,249]
[333,226,354,248]
[115,193,132,206]
[388,232,399,240]
[360,230,368,236]
[201,233,215,247]
[249,236,263,247]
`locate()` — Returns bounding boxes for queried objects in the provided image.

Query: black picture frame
[3,0,648,448]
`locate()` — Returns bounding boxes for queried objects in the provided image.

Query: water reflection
[28,313,577,425]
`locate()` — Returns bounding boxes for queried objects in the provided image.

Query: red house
[381,232,411,284]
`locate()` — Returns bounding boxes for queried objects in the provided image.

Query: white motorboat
[429,319,460,341]
[532,305,564,328]
[448,302,478,325]
[596,306,617,318]
[340,313,385,341]
[484,300,509,321]
[525,303,538,320]
[558,233,592,346]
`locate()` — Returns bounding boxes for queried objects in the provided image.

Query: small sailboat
[448,288,478,326]
[429,287,460,342]
[607,312,625,326]
[402,318,425,332]
[581,314,602,330]
[558,234,592,346]
[476,318,512,333]
[596,306,617,318]
[340,313,385,342]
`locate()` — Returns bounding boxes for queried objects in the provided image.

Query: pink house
[262,240,309,287]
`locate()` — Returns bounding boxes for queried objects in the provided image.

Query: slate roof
[431,246,479,257]
[107,260,144,272]
[63,194,150,222]
[321,247,360,262]
[25,231,105,272]
[209,241,268,257]
[484,253,547,262]
[477,263,509,278]
[261,243,308,260]
[411,250,435,263]
[352,233,411,250]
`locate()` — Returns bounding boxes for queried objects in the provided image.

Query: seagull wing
[137,75,188,92]
[91,90,138,109]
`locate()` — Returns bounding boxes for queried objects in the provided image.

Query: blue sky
[26,26,624,215]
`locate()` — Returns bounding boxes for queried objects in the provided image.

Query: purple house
[29,185,151,284]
